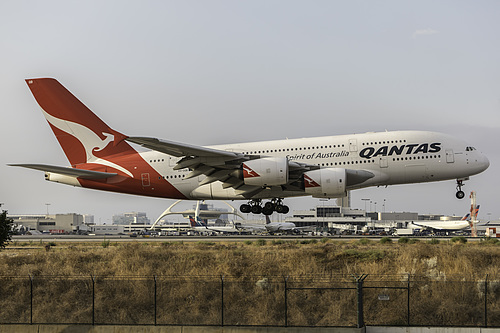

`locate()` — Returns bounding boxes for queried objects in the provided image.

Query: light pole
[362,199,370,213]
[45,203,51,217]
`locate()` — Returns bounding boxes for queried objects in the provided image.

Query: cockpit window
[466,146,476,151]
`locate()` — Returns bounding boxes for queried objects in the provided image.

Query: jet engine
[242,157,289,187]
[303,168,346,198]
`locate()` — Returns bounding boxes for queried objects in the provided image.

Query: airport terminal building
[10,213,84,234]
[285,206,467,234]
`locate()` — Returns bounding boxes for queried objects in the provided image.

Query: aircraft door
[379,156,388,168]
[446,150,455,163]
[349,139,357,152]
[141,173,150,187]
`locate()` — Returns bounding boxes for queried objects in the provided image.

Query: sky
[1,1,499,224]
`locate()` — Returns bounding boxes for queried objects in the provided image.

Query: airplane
[410,205,480,231]
[263,215,313,234]
[234,215,311,234]
[10,78,490,216]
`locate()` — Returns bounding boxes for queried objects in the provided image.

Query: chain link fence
[1,274,499,327]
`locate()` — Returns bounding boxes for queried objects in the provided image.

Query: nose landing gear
[240,198,289,215]
[456,179,465,199]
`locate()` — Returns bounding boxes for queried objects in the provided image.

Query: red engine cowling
[303,168,346,198]
[242,157,289,187]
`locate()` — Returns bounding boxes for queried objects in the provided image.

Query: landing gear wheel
[240,204,251,214]
[275,204,289,214]
[251,205,262,214]
[455,179,466,199]
[264,202,275,211]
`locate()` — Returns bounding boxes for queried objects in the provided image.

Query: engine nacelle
[303,168,346,198]
[242,157,289,187]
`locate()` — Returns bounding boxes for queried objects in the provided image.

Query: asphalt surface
[11,234,475,242]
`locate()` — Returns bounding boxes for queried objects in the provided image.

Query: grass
[1,239,500,326]
[1,238,499,278]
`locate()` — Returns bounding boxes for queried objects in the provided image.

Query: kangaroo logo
[242,164,260,178]
[304,174,320,188]
[42,109,133,177]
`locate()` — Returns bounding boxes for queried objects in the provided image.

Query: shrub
[481,237,499,245]
[197,241,216,246]
[427,238,440,245]
[398,237,409,244]
[0,211,13,249]
[399,237,419,244]
[450,236,467,244]
[358,238,371,245]
[380,237,392,244]
[299,239,317,245]
[254,239,266,246]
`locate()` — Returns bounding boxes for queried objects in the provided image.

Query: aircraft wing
[294,226,316,232]
[127,137,241,158]
[127,136,320,197]
[9,164,117,179]
[235,222,267,232]
[127,136,373,197]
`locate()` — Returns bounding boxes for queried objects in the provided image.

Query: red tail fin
[26,78,134,166]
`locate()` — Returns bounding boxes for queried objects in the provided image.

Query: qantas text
[359,143,441,159]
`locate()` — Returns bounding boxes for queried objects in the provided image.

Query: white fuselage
[139,130,489,200]
[265,222,298,233]
[410,220,471,231]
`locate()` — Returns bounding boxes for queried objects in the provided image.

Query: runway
[11,234,475,243]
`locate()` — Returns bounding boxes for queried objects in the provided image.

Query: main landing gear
[240,199,290,215]
[456,179,465,199]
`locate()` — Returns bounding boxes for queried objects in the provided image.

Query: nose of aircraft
[474,152,490,173]
[478,153,490,173]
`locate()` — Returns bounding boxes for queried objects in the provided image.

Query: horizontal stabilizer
[9,164,117,179]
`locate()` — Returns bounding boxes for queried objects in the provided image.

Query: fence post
[284,276,288,327]
[353,274,368,328]
[221,275,224,327]
[485,274,488,327]
[154,275,157,326]
[91,275,95,325]
[407,273,411,326]
[29,275,33,325]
